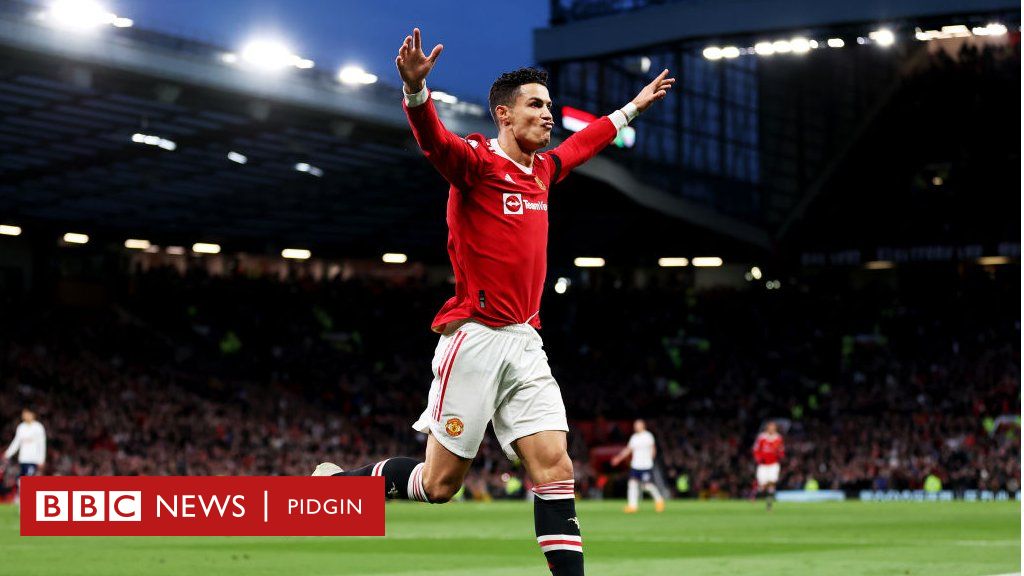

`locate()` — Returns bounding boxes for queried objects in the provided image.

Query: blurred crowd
[1,260,1018,499]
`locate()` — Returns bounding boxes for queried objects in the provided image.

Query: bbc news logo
[20,476,384,536]
[36,491,142,522]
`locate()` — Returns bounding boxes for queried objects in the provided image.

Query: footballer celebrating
[753,421,785,511]
[314,28,673,576]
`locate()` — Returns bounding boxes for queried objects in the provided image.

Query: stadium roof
[538,0,1019,61]
[0,0,769,264]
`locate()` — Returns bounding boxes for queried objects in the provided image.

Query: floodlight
[692,257,723,267]
[46,0,115,31]
[658,258,689,267]
[574,257,605,268]
[338,66,378,85]
[241,40,297,71]
[790,38,811,53]
[192,243,221,254]
[870,29,895,47]
[282,249,312,260]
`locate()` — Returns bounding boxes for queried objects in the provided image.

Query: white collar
[489,138,533,175]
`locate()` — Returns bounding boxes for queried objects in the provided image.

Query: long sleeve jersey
[404,92,619,332]
[4,421,46,464]
[753,432,785,465]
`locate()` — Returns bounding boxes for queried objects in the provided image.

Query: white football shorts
[412,321,568,461]
[756,463,781,486]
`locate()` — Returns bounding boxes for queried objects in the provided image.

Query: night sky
[115,0,551,102]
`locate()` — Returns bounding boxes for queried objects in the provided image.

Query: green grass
[0,500,1019,575]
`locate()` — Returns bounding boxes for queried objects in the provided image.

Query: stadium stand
[1,256,1017,498]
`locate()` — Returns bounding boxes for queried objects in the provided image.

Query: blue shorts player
[611,419,665,513]
[4,408,46,507]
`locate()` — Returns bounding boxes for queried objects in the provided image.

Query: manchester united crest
[445,417,464,437]
[534,176,547,191]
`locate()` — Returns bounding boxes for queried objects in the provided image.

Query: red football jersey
[404,95,618,332]
[753,433,785,465]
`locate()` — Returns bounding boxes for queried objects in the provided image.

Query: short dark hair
[488,67,549,127]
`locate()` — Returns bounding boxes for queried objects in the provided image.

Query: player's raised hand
[396,28,443,94]
[631,69,676,113]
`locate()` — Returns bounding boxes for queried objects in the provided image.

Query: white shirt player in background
[4,408,46,507]
[611,419,665,513]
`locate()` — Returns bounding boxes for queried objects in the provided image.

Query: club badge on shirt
[534,176,546,191]
[445,418,464,437]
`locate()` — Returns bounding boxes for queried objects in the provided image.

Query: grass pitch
[1,499,1019,575]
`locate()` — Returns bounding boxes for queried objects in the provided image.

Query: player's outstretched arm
[548,69,675,183]
[395,28,443,94]
[397,28,482,190]
[628,69,675,114]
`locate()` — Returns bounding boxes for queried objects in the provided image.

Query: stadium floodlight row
[701,21,1010,60]
[0,227,416,264]
[1,224,740,271]
[129,132,334,179]
[35,0,133,32]
[128,143,328,182]
[19,0,490,108]
[34,0,344,78]
[26,0,473,119]
[575,256,725,268]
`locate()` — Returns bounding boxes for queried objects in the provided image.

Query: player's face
[509,83,554,151]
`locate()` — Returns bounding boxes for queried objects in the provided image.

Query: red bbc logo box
[20,476,385,536]
[36,490,142,522]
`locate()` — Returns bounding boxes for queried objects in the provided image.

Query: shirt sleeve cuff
[621,102,639,122]
[404,85,429,108]
[609,110,628,130]
[609,102,639,130]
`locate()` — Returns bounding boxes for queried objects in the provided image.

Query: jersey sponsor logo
[444,417,464,437]
[504,193,547,215]
[503,193,523,215]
